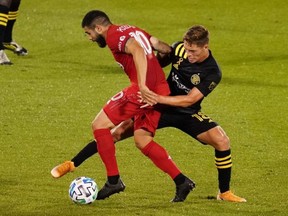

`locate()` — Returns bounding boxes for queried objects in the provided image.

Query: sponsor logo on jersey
[117,36,126,51]
[118,41,122,51]
[171,72,190,93]
[208,82,217,91]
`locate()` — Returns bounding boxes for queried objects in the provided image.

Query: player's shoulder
[109,24,135,36]
[171,41,187,59]
[171,41,183,49]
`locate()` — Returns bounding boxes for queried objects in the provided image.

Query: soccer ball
[69,176,98,204]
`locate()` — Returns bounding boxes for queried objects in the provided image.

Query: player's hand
[138,86,159,108]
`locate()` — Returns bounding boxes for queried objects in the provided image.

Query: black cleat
[3,42,28,56]
[96,178,126,200]
[171,177,196,202]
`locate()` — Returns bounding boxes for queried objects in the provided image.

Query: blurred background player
[0,0,27,65]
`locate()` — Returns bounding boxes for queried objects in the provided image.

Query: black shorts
[157,111,218,142]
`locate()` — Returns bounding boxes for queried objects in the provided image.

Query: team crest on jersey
[191,74,200,85]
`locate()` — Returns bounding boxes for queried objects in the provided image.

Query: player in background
[0,0,27,65]
[51,24,246,202]
[60,10,195,202]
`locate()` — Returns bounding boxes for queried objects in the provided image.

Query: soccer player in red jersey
[52,25,246,203]
[80,10,195,202]
[0,0,27,65]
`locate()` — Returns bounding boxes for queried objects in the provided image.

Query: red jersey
[106,24,169,95]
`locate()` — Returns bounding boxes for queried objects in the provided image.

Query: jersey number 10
[129,31,152,55]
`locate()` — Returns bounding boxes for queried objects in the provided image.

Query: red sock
[141,141,181,179]
[93,129,119,176]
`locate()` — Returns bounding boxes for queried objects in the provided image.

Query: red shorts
[103,84,169,135]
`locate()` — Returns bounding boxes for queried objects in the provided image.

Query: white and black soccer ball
[69,176,98,204]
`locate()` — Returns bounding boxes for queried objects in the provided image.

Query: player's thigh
[197,126,230,150]
[0,0,12,7]
[111,119,134,142]
[92,109,116,130]
[157,112,186,129]
[177,111,218,142]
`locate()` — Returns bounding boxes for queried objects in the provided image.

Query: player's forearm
[157,95,198,107]
[150,36,172,54]
[134,49,148,88]
[156,41,172,54]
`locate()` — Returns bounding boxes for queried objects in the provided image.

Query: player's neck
[198,50,210,63]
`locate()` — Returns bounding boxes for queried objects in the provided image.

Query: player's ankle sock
[71,140,98,167]
[173,173,186,185]
[3,0,20,43]
[3,10,17,43]
[215,149,232,193]
[0,5,9,50]
[93,128,119,176]
[108,175,120,184]
[141,140,181,179]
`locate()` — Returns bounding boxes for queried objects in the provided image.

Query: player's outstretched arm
[150,36,173,67]
[141,87,205,108]
[150,36,171,54]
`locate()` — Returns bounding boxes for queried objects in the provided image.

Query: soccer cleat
[217,190,247,202]
[96,178,126,200]
[171,177,196,202]
[3,41,28,56]
[0,50,12,65]
[51,161,75,178]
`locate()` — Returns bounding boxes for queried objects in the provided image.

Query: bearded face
[83,26,107,48]
[95,34,106,48]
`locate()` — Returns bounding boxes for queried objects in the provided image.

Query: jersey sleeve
[116,26,152,53]
[196,68,222,97]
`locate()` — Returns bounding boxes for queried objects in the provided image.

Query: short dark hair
[183,25,209,47]
[82,10,111,28]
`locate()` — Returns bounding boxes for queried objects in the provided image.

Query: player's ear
[94,24,102,34]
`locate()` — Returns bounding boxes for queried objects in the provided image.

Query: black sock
[3,13,16,43]
[3,0,20,43]
[0,5,9,50]
[173,173,186,185]
[108,175,120,184]
[215,149,232,193]
[71,140,98,167]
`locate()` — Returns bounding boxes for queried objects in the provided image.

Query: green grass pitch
[1,0,288,215]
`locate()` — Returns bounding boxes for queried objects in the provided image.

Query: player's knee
[134,137,150,150]
[112,129,122,142]
[134,129,153,149]
[91,120,98,131]
[134,139,144,149]
[214,135,230,150]
[91,119,105,131]
[0,0,12,7]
